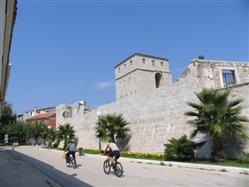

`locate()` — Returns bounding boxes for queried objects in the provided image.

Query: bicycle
[68,154,77,169]
[103,158,123,177]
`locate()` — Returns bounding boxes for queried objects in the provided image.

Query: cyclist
[65,140,76,167]
[103,138,120,168]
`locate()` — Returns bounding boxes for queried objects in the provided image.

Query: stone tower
[115,53,172,100]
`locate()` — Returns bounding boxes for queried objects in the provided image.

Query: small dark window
[124,63,126,68]
[160,62,163,66]
[152,60,155,66]
[222,69,236,87]
[142,58,145,64]
[130,60,132,65]
[155,73,163,88]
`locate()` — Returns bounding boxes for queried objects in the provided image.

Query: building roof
[27,112,56,120]
[24,106,56,113]
[114,53,169,68]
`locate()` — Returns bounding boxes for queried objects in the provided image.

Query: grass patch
[189,160,249,169]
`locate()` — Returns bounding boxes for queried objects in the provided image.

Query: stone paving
[3,146,248,187]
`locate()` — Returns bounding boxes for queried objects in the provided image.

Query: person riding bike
[103,138,120,168]
[65,141,76,167]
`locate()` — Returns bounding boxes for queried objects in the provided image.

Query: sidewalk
[84,152,249,175]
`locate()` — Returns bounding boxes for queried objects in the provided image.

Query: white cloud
[96,81,115,89]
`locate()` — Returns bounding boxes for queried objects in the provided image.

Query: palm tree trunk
[98,138,101,153]
[111,134,115,143]
[64,136,68,150]
[211,136,223,161]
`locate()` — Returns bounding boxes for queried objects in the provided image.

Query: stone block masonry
[56,53,249,158]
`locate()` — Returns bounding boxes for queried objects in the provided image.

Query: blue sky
[7,0,249,114]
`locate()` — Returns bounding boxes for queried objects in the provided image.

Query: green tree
[32,122,47,144]
[47,127,57,148]
[22,122,33,143]
[95,113,130,143]
[57,123,75,149]
[0,121,32,144]
[0,102,16,125]
[185,88,248,160]
[40,125,49,145]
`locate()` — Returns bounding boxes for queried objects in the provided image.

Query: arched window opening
[155,73,163,88]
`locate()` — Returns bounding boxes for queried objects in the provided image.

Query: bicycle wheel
[68,157,73,167]
[72,158,77,169]
[114,162,123,177]
[103,160,111,174]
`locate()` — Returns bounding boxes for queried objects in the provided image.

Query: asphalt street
[2,146,248,187]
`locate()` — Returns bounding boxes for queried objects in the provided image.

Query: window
[155,73,163,88]
[222,69,236,87]
[160,62,163,66]
[130,60,132,65]
[142,58,145,64]
[152,60,155,66]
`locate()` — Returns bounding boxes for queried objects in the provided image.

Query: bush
[164,135,196,161]
[237,153,249,163]
[83,148,100,154]
[81,148,164,160]
[121,151,164,160]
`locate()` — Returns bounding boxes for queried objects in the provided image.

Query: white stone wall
[222,83,249,157]
[193,59,249,89]
[56,57,249,158]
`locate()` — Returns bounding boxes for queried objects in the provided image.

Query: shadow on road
[8,150,92,187]
[76,163,83,168]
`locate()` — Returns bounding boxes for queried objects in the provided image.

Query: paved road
[6,146,249,187]
[0,147,61,187]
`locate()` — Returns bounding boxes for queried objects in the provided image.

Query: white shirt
[109,142,119,151]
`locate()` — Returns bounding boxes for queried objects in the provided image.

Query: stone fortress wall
[56,53,249,157]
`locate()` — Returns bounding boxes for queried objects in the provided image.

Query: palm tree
[185,88,248,160]
[57,123,75,149]
[96,113,130,144]
[40,125,49,145]
[47,127,57,148]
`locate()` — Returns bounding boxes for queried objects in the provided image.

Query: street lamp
[96,111,102,153]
